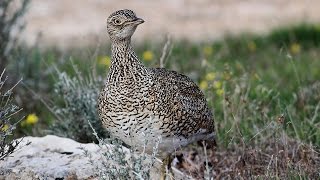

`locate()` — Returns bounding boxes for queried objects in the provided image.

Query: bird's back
[149,68,215,138]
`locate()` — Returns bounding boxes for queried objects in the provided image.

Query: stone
[0,135,191,180]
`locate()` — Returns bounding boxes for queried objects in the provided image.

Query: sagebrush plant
[83,121,159,180]
[0,69,22,160]
[49,63,108,143]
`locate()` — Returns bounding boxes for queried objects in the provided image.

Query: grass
[6,23,320,178]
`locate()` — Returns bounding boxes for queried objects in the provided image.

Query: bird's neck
[108,39,148,83]
[111,39,137,64]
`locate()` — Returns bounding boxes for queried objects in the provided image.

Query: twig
[159,34,172,68]
[203,141,212,180]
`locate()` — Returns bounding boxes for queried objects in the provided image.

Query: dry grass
[176,136,320,179]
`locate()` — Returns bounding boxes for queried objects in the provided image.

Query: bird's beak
[131,18,145,25]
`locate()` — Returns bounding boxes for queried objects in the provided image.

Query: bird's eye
[114,19,121,25]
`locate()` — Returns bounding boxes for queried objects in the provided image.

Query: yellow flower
[142,50,154,61]
[203,46,213,56]
[25,113,39,125]
[290,43,301,55]
[223,72,232,80]
[254,73,261,81]
[98,56,111,67]
[216,89,224,96]
[247,41,256,52]
[199,80,208,90]
[1,124,9,132]
[213,81,222,89]
[205,72,216,81]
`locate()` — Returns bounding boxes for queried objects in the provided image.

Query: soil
[20,0,320,48]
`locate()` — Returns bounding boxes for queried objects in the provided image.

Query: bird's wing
[150,68,214,136]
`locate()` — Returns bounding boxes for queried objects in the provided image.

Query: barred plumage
[98,9,215,158]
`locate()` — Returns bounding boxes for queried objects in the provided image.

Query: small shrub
[0,69,22,160]
[49,64,108,143]
[84,124,159,180]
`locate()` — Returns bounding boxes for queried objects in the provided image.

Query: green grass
[6,23,320,178]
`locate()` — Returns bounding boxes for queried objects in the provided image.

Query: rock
[0,135,191,180]
[0,135,99,180]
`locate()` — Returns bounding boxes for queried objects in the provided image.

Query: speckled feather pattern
[98,9,215,156]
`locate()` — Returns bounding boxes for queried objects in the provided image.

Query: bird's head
[107,9,144,41]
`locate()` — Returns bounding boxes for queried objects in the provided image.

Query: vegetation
[49,65,108,143]
[0,0,28,161]
[0,70,22,160]
[3,23,320,178]
[0,0,29,71]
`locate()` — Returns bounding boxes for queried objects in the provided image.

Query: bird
[98,9,215,179]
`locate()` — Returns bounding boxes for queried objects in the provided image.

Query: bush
[49,64,108,143]
[0,69,22,160]
[82,123,159,180]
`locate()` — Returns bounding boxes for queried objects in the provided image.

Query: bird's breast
[103,79,159,112]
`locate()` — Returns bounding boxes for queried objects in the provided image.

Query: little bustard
[98,9,215,179]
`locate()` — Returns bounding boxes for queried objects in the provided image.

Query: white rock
[0,135,191,180]
[0,135,100,179]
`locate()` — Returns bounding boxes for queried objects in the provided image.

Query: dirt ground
[21,0,320,48]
